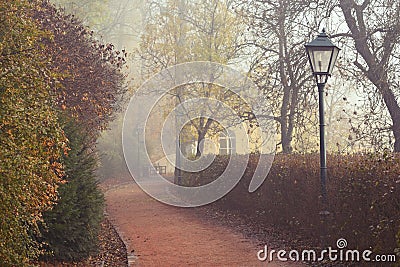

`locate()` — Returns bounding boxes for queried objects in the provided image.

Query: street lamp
[305,29,340,206]
[136,126,144,177]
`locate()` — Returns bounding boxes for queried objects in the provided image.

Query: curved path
[105,180,300,266]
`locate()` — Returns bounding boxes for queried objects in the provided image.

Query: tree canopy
[35,1,127,141]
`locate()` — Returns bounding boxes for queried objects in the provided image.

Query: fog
[50,0,397,183]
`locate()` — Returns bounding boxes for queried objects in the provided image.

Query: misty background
[49,0,400,181]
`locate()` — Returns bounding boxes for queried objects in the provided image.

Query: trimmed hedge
[183,153,400,255]
[0,1,67,264]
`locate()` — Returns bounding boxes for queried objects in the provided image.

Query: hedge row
[1,1,123,265]
[182,153,400,255]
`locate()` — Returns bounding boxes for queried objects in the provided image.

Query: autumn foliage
[183,153,400,256]
[34,1,127,141]
[0,0,125,265]
[0,0,66,264]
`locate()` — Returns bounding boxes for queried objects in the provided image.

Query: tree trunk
[339,0,400,152]
[277,3,297,154]
[368,77,400,152]
[195,118,214,158]
[195,130,206,158]
[281,133,293,154]
[393,122,400,152]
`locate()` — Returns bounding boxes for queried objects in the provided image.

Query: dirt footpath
[105,181,300,266]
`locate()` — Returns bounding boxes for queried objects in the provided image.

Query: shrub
[40,118,104,262]
[183,153,400,254]
[1,1,124,264]
[0,1,66,265]
[396,229,400,265]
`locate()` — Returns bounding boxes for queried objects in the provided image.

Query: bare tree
[234,0,323,153]
[51,0,142,48]
[333,0,400,152]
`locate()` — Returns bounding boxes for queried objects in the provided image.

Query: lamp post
[175,128,182,185]
[174,108,182,185]
[137,126,143,177]
[305,29,340,207]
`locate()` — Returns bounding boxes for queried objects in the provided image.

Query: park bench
[149,164,167,175]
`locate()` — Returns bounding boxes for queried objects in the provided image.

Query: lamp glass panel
[328,47,340,75]
[308,47,333,74]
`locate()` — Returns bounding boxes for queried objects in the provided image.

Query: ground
[104,177,302,266]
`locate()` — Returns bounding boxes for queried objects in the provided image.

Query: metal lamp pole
[137,126,143,177]
[175,126,182,185]
[317,82,327,203]
[305,29,340,207]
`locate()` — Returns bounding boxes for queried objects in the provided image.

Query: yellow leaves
[44,139,55,147]
[0,2,76,264]
[81,92,89,101]
[63,145,70,156]
[51,162,64,181]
